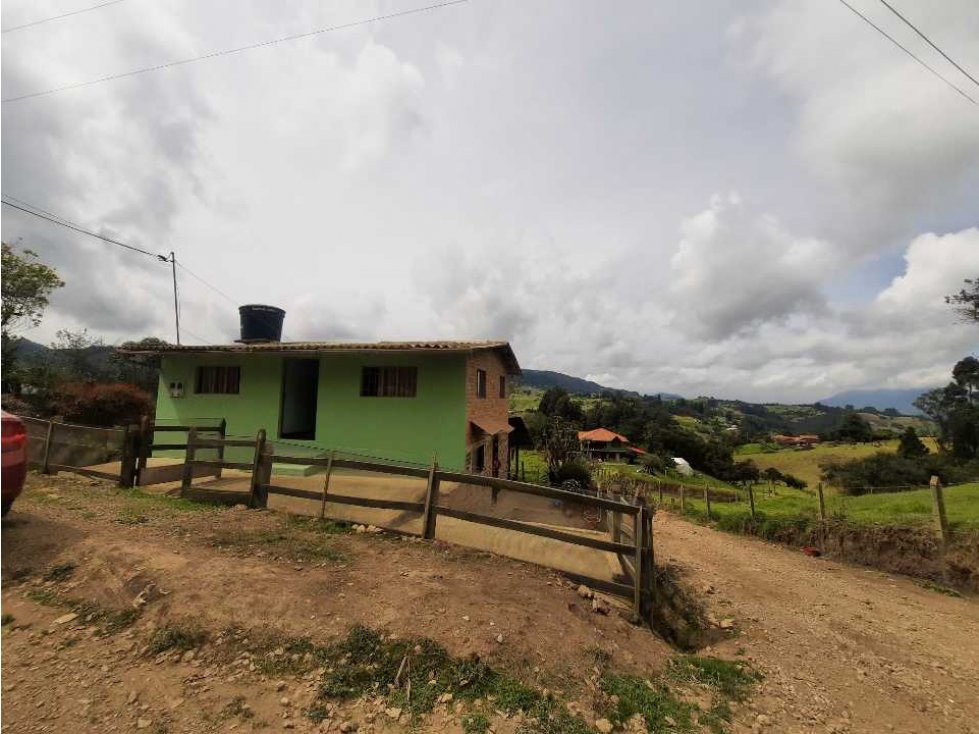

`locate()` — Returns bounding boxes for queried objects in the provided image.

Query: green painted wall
[155,351,468,469]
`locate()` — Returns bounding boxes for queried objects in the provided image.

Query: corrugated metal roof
[118,340,521,374]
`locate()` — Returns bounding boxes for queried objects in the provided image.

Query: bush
[53,382,153,427]
[553,460,592,488]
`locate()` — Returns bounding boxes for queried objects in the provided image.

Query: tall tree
[946,276,979,323]
[1,243,64,335]
[897,426,928,459]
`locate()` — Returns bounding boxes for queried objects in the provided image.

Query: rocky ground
[2,473,978,733]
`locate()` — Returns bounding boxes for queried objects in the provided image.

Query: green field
[673,481,979,530]
[735,439,940,489]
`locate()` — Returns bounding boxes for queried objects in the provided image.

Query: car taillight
[1,419,26,453]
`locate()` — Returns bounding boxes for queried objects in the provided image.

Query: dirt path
[654,511,979,733]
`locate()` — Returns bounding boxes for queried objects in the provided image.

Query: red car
[1,410,27,516]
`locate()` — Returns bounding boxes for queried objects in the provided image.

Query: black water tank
[238,304,285,343]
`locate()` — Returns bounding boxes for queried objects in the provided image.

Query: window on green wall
[360,366,417,397]
[195,365,241,394]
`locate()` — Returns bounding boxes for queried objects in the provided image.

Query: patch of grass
[600,673,696,732]
[918,580,963,597]
[43,563,76,582]
[25,588,61,606]
[1,613,14,626]
[462,712,491,734]
[117,507,151,525]
[148,621,208,654]
[126,489,223,513]
[222,696,254,720]
[285,515,350,534]
[25,588,140,633]
[668,656,760,702]
[211,529,345,562]
[599,656,760,734]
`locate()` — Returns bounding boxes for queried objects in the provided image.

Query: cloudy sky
[2,0,977,402]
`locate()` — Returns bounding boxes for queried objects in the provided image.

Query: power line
[877,0,979,89]
[2,0,469,104]
[2,0,128,34]
[835,0,977,106]
[175,261,239,306]
[1,196,168,260]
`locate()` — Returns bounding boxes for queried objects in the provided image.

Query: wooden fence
[20,415,225,488]
[176,429,658,626]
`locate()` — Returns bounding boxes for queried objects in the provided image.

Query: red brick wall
[464,350,510,476]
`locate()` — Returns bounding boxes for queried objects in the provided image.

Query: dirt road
[654,511,979,733]
[2,474,978,734]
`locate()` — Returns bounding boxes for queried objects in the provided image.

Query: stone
[126,691,139,705]
[595,718,614,734]
[339,723,358,733]
[231,504,248,511]
[280,697,291,707]
[719,618,736,630]
[755,713,771,728]
[592,597,610,615]
[181,649,195,663]
[496,634,504,644]
[385,707,402,719]
[136,719,152,729]
[53,613,78,626]
[577,584,594,599]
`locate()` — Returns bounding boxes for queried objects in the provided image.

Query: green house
[126,339,521,473]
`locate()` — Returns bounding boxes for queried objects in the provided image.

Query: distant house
[577,428,646,463]
[121,309,521,476]
[772,434,820,448]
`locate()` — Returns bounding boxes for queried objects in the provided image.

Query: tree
[529,415,582,481]
[897,426,928,459]
[946,276,979,323]
[537,387,584,424]
[1,243,64,335]
[833,412,873,443]
[1,243,64,380]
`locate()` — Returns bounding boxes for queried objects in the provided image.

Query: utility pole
[169,251,181,345]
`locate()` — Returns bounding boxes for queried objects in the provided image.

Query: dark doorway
[280,359,319,440]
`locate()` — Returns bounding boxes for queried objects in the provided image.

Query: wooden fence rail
[171,430,657,626]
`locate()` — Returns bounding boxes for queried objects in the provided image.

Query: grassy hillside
[735,439,940,489]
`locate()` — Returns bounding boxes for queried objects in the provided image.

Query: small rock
[53,613,78,626]
[438,693,454,704]
[496,634,504,644]
[595,718,614,734]
[181,649,195,663]
[136,719,152,730]
[275,680,287,692]
[339,723,358,733]
[577,584,594,599]
[462,615,470,622]
[231,504,248,511]
[385,707,402,719]
[719,618,736,630]
[280,697,291,707]
[283,720,295,729]
[592,597,610,615]
[755,713,771,728]
[126,691,139,705]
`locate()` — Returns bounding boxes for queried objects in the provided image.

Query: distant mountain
[518,369,681,399]
[820,388,934,416]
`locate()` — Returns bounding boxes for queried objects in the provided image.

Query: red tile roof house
[577,428,646,463]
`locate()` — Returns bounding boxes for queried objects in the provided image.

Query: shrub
[553,460,592,488]
[53,382,153,427]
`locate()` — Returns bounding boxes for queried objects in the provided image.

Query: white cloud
[669,193,838,338]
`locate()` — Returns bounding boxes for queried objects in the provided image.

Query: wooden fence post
[216,418,227,479]
[319,449,335,520]
[642,503,656,628]
[248,429,268,509]
[119,424,139,488]
[817,482,826,521]
[180,428,198,496]
[422,460,441,539]
[747,483,756,519]
[679,484,685,513]
[136,415,151,485]
[704,484,712,519]
[632,505,644,623]
[930,475,949,545]
[41,419,55,475]
[658,481,664,505]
